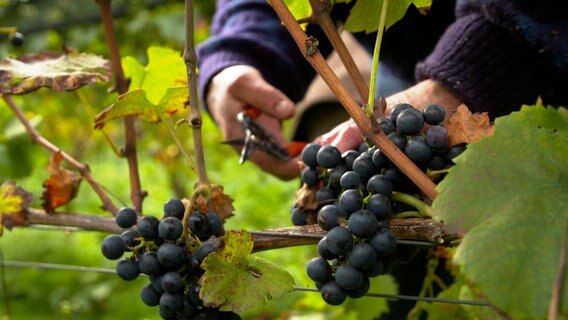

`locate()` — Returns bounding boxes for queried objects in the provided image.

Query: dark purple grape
[194,239,219,263]
[447,143,467,163]
[365,193,392,220]
[428,154,447,170]
[301,167,319,187]
[301,143,321,168]
[396,108,425,135]
[157,243,185,268]
[423,104,446,125]
[120,229,140,250]
[317,237,336,260]
[189,212,211,238]
[140,283,161,306]
[372,149,390,169]
[163,198,185,220]
[366,174,393,196]
[179,297,198,317]
[358,143,369,153]
[338,189,363,215]
[306,257,332,283]
[317,204,342,231]
[160,292,184,313]
[136,216,160,240]
[291,206,308,226]
[150,274,165,293]
[388,132,407,150]
[352,153,378,182]
[327,164,347,188]
[158,217,183,240]
[370,228,397,256]
[188,282,202,306]
[207,213,224,237]
[405,136,432,165]
[335,264,364,290]
[115,207,137,228]
[349,243,377,270]
[425,125,449,150]
[316,145,341,169]
[339,171,361,190]
[101,235,125,260]
[348,209,378,238]
[320,281,347,306]
[138,252,161,275]
[346,276,370,298]
[161,271,184,293]
[116,258,139,281]
[378,117,396,135]
[341,150,360,170]
[325,226,353,256]
[389,103,412,123]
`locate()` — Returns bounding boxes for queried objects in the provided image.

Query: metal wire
[2,260,490,306]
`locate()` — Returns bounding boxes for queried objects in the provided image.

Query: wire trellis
[0,259,490,307]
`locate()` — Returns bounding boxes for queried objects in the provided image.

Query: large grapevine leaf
[338,0,432,32]
[0,51,111,95]
[433,105,568,319]
[200,230,295,313]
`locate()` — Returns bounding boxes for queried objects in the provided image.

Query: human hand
[207,65,300,179]
[314,79,462,153]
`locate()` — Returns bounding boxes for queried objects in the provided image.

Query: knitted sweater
[197,0,568,118]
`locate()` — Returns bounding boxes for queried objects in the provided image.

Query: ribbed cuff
[415,13,546,118]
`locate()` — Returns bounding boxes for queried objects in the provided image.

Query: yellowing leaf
[41,152,82,213]
[0,181,33,234]
[0,51,111,95]
[200,230,295,313]
[445,104,494,147]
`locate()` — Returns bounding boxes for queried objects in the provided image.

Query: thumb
[229,73,294,120]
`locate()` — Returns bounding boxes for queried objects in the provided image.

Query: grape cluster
[292,103,465,305]
[101,199,240,320]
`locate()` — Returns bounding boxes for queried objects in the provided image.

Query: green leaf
[0,51,111,95]
[433,105,568,319]
[200,230,295,313]
[94,89,159,129]
[342,0,432,33]
[284,0,312,21]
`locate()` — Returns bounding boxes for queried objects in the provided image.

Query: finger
[228,74,294,120]
[314,120,362,154]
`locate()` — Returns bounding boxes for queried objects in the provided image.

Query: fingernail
[275,101,292,116]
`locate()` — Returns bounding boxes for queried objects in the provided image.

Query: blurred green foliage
[0,1,394,319]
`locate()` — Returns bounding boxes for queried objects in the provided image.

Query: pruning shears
[222,106,306,164]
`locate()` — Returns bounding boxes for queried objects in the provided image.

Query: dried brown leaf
[294,184,318,211]
[446,104,494,146]
[0,181,33,234]
[41,152,82,213]
[195,184,234,222]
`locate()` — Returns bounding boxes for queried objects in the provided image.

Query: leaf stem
[393,211,428,219]
[2,95,118,214]
[366,0,389,115]
[389,191,432,217]
[96,0,145,214]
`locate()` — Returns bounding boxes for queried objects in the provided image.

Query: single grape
[116,258,140,281]
[136,215,160,240]
[446,143,466,163]
[163,198,185,220]
[370,228,397,256]
[327,164,347,189]
[378,117,396,135]
[138,251,161,275]
[346,276,370,298]
[428,154,447,170]
[120,229,140,251]
[339,171,361,190]
[358,143,369,153]
[320,281,347,306]
[290,206,308,226]
[396,108,424,135]
[301,167,319,187]
[316,187,336,203]
[341,150,360,170]
[371,149,390,169]
[325,226,353,256]
[316,145,341,168]
[348,209,378,238]
[389,103,412,123]
[115,207,137,228]
[189,212,211,238]
[159,307,178,320]
[194,239,219,263]
[9,32,24,47]
[425,125,449,150]
[306,257,332,283]
[159,292,184,313]
[349,243,377,270]
[101,234,125,260]
[207,213,224,237]
[158,217,183,240]
[405,136,432,165]
[335,264,364,290]
[317,237,336,260]
[366,174,393,196]
[150,274,165,293]
[301,143,321,168]
[388,132,407,150]
[157,243,186,268]
[140,283,161,307]
[338,189,363,215]
[352,153,378,182]
[365,193,392,220]
[317,204,341,231]
[423,104,446,125]
[161,271,184,293]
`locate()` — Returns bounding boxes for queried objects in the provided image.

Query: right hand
[206,65,300,180]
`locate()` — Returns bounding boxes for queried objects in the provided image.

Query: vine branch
[2,95,118,214]
[268,0,438,201]
[96,0,145,214]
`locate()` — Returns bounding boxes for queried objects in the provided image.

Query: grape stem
[389,192,433,217]
[393,211,428,219]
[365,0,389,117]
[181,185,210,244]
